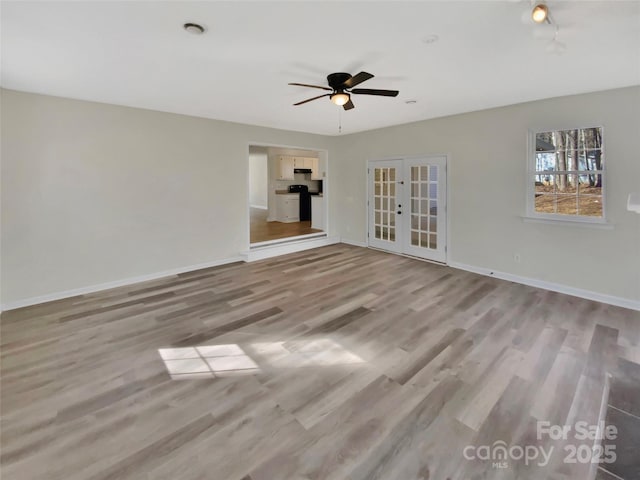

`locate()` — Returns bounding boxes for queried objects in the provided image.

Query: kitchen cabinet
[278,156,294,180]
[293,157,313,169]
[275,194,300,223]
[310,158,322,180]
[311,196,325,230]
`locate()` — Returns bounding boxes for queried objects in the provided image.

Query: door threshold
[243,235,339,262]
[250,232,327,249]
[367,246,447,267]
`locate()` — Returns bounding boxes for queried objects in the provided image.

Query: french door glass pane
[373,167,396,241]
[409,165,438,251]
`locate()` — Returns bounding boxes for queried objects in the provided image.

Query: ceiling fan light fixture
[532,4,549,24]
[331,92,350,106]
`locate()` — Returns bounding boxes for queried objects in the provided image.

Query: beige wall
[248,146,268,208]
[2,86,639,307]
[0,89,334,304]
[333,86,640,303]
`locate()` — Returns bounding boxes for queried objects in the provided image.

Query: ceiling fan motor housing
[327,72,352,90]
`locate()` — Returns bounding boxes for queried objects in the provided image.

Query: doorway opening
[249,145,327,246]
[368,155,448,263]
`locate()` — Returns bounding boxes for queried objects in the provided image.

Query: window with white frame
[529,127,605,220]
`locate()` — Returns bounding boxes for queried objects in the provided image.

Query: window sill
[521,216,614,230]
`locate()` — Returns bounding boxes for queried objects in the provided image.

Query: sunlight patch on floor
[158,345,260,379]
[158,338,365,380]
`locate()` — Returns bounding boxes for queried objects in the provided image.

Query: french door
[368,156,447,263]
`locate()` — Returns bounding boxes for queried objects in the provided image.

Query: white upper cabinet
[278,156,294,180]
[293,157,315,169]
[278,155,321,180]
[310,158,322,180]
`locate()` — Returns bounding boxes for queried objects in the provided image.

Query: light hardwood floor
[1,245,638,480]
[250,207,322,244]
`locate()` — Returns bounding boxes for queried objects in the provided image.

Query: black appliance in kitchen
[288,184,311,221]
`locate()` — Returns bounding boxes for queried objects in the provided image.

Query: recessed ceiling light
[405,100,417,104]
[422,35,439,45]
[183,23,205,35]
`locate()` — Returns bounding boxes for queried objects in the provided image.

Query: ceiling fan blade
[293,93,331,106]
[288,82,332,91]
[343,99,355,111]
[342,71,374,88]
[351,88,399,97]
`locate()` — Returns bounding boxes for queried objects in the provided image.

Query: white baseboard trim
[448,261,640,311]
[243,236,340,262]
[1,256,244,312]
[250,204,268,210]
[341,239,368,248]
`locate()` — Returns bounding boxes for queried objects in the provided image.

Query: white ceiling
[2,1,639,135]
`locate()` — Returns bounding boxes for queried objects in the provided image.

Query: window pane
[535,132,556,152]
[420,232,428,247]
[430,166,438,181]
[411,215,419,229]
[578,174,602,193]
[420,216,428,230]
[578,196,603,217]
[535,194,555,214]
[411,167,419,182]
[374,211,380,224]
[429,234,437,249]
[535,152,556,172]
[411,230,419,246]
[411,183,419,197]
[565,174,578,194]
[430,217,437,232]
[556,195,577,215]
[389,169,396,181]
[420,167,429,181]
[430,200,438,216]
[535,178,553,195]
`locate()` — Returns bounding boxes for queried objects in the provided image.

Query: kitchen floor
[2,244,639,480]
[250,207,322,244]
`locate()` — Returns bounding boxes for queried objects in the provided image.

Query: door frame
[366,154,451,265]
[246,142,330,252]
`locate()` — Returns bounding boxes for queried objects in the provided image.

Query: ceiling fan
[289,71,399,111]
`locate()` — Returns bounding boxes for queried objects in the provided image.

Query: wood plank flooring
[250,207,322,244]
[1,244,639,480]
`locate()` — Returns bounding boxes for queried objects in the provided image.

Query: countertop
[275,190,323,197]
